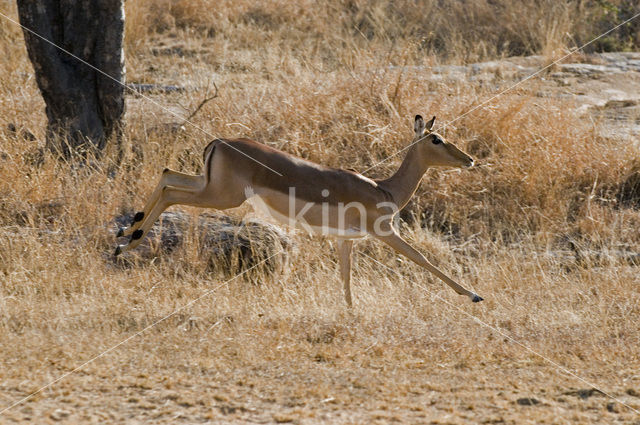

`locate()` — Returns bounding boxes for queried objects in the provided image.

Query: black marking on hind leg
[133,211,144,222]
[131,229,144,240]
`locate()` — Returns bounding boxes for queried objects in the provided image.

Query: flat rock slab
[112,211,291,276]
[391,52,640,139]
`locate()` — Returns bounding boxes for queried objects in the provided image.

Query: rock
[564,388,605,399]
[50,409,71,421]
[113,211,291,276]
[127,83,186,94]
[516,397,540,406]
[559,63,614,76]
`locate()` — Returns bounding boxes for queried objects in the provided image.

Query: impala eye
[432,136,442,145]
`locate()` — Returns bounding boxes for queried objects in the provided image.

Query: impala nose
[467,157,474,167]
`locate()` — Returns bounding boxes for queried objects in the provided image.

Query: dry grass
[1,0,640,423]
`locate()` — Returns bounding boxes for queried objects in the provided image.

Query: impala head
[413,115,474,168]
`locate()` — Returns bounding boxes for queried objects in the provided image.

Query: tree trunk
[16,0,125,159]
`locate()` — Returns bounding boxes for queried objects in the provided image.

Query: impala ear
[414,115,425,137]
[425,116,436,131]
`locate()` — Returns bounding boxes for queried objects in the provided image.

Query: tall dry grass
[1,0,640,422]
[125,0,639,62]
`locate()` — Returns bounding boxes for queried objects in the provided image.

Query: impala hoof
[116,227,125,238]
[133,211,145,223]
[114,245,122,256]
[472,294,484,303]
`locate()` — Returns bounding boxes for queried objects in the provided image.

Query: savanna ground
[2,0,640,423]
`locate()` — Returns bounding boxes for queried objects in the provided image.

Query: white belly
[245,192,368,239]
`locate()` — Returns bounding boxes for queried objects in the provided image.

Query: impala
[115,115,483,306]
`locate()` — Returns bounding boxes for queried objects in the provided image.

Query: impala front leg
[373,230,483,303]
[117,169,203,238]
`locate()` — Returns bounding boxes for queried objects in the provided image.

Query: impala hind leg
[115,186,209,255]
[117,169,203,237]
[337,239,354,308]
[373,230,483,303]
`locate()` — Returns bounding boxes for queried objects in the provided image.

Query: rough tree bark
[16,0,125,159]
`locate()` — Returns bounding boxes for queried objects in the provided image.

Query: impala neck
[379,144,429,210]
